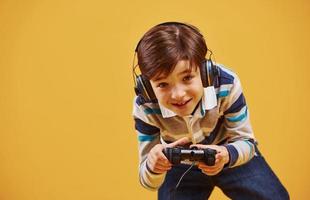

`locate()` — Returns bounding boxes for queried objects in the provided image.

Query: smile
[172,99,192,107]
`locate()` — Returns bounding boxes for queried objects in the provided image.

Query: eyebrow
[178,68,192,76]
[153,68,193,82]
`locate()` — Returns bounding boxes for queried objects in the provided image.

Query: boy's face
[150,60,204,117]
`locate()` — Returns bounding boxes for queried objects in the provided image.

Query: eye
[183,75,194,82]
[157,82,168,88]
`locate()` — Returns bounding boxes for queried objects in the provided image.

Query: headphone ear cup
[201,59,219,88]
[135,75,156,102]
[135,75,149,102]
[207,59,213,87]
[141,75,156,101]
[207,59,220,88]
[200,60,208,87]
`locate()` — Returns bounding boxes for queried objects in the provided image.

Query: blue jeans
[158,150,289,200]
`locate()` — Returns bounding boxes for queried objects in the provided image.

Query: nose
[171,85,186,100]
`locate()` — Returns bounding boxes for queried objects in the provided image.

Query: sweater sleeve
[132,96,166,190]
[219,69,257,168]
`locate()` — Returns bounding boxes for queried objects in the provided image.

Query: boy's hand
[146,137,190,174]
[190,144,229,176]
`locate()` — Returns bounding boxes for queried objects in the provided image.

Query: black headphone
[133,22,219,103]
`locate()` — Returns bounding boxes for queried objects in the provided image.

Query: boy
[132,22,289,200]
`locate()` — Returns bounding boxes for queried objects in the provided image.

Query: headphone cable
[170,162,196,200]
[175,162,196,189]
[132,51,138,87]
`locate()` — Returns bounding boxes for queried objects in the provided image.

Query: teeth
[172,99,191,106]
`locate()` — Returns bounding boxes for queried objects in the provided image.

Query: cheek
[153,90,168,102]
[160,93,170,103]
[189,81,204,97]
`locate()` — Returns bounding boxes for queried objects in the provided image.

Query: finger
[153,168,170,174]
[199,164,223,174]
[149,151,172,167]
[166,137,190,148]
[154,164,172,171]
[198,162,220,170]
[202,169,222,176]
[157,151,173,165]
[157,159,172,168]
[151,147,168,160]
[190,144,219,149]
[216,153,224,161]
[200,166,220,175]
[151,160,172,173]
[190,144,207,149]
[147,158,171,173]
[215,150,229,164]
[199,164,222,172]
[149,154,171,167]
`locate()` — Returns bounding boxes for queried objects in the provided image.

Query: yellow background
[0,0,309,199]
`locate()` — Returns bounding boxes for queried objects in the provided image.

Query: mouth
[171,99,192,108]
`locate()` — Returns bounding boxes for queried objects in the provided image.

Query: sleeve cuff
[140,160,166,190]
[224,144,239,167]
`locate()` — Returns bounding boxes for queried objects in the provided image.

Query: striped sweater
[132,63,257,190]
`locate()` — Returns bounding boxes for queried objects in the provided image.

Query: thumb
[166,137,190,148]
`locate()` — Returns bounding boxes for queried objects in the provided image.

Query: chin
[169,103,197,117]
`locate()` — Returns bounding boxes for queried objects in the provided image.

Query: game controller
[163,147,217,166]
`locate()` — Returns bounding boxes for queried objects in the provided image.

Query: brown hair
[136,22,209,80]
